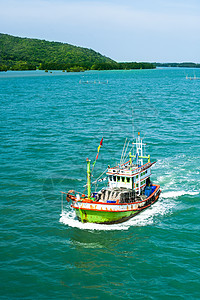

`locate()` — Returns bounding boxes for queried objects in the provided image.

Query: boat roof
[106,161,156,177]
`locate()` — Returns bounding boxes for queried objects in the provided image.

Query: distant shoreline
[1,64,200,73]
[2,64,200,72]
[155,62,200,68]
[1,67,200,79]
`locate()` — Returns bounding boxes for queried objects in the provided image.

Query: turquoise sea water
[0,68,200,299]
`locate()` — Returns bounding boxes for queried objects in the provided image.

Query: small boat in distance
[61,133,161,224]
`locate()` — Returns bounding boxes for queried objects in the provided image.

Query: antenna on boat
[133,132,148,166]
[137,132,143,165]
[120,138,127,165]
[86,158,91,199]
[122,140,130,164]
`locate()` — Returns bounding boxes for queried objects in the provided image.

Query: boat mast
[129,132,151,195]
[86,158,91,199]
[136,132,143,166]
[136,133,143,195]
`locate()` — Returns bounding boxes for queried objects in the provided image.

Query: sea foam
[59,195,176,231]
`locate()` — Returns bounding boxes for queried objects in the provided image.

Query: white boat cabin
[106,162,153,194]
[106,133,155,195]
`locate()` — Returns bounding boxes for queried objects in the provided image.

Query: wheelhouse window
[109,176,112,181]
[113,176,116,182]
[122,177,125,182]
[117,176,120,182]
[127,177,130,183]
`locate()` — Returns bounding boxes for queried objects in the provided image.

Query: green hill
[0,33,155,71]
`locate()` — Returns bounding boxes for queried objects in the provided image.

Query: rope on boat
[122,140,130,163]
[92,167,108,185]
[122,145,134,164]
[82,185,87,195]
[120,138,127,165]
[82,167,108,191]
[92,168,108,192]
[83,167,108,188]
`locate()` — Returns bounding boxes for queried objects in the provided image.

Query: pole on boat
[129,151,132,165]
[86,158,91,199]
[120,138,127,165]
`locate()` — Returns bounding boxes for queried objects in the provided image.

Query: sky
[0,0,200,62]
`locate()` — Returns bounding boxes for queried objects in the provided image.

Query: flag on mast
[93,138,103,167]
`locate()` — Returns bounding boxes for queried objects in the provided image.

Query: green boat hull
[75,208,139,224]
[73,190,161,224]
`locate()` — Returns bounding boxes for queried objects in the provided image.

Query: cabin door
[132,177,135,190]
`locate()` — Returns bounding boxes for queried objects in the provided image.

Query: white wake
[59,197,174,231]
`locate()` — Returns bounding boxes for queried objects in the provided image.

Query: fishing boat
[61,133,161,224]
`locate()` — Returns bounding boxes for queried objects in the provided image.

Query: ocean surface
[0,68,200,299]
